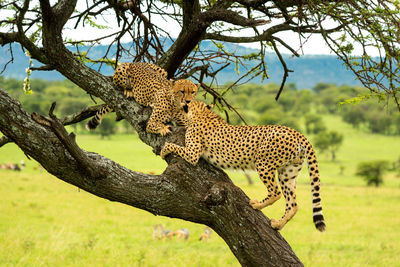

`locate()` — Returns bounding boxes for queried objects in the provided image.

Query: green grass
[1,115,400,266]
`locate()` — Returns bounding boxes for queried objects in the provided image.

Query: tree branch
[182,0,201,30]
[271,40,293,101]
[204,23,315,43]
[0,103,105,148]
[32,102,104,179]
[0,136,12,148]
[0,32,19,46]
[60,104,108,125]
[2,0,48,63]
[160,0,238,75]
[200,8,269,26]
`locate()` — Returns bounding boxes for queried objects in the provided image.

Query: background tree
[356,160,389,187]
[314,131,344,161]
[365,111,393,135]
[98,116,117,139]
[340,106,365,129]
[1,0,400,265]
[304,114,326,134]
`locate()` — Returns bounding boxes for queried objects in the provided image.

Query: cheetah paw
[249,199,263,210]
[160,148,168,159]
[159,125,172,136]
[160,142,172,159]
[270,219,282,230]
[124,90,134,99]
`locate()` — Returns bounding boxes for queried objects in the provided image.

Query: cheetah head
[172,80,199,107]
[183,100,213,121]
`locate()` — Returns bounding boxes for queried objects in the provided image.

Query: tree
[366,111,393,135]
[98,116,117,138]
[394,115,400,135]
[356,160,389,187]
[1,1,400,265]
[340,106,366,129]
[314,131,344,161]
[304,114,326,134]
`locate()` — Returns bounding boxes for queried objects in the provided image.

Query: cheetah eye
[180,90,185,95]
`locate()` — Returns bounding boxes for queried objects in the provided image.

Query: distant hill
[0,42,361,89]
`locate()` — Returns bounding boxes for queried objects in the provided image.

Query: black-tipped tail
[304,139,326,232]
[313,214,326,232]
[86,116,100,130]
[86,106,112,130]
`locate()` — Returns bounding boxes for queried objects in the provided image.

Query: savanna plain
[1,115,400,266]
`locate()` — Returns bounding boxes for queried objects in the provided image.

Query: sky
[1,0,380,57]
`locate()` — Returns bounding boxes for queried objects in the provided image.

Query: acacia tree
[1,0,399,265]
[314,131,344,161]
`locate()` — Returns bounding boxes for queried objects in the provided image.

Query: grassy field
[1,115,400,266]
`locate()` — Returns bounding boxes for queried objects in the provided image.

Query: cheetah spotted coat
[161,100,326,231]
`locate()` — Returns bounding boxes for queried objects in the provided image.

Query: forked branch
[31,102,105,179]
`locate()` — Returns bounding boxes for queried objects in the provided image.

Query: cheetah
[160,100,326,231]
[86,62,199,135]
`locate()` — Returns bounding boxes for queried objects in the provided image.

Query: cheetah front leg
[146,106,173,136]
[160,128,203,165]
[146,119,171,136]
[172,110,189,127]
[160,142,203,165]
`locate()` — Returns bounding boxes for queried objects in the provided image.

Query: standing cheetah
[86,62,199,135]
[161,100,326,231]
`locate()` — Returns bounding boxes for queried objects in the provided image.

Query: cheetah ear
[196,83,201,88]
[206,104,213,109]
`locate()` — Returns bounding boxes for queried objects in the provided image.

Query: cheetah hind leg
[270,161,303,230]
[249,166,281,210]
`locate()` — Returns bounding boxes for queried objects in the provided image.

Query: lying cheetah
[161,100,326,231]
[86,62,199,135]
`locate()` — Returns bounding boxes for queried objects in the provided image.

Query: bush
[98,116,117,138]
[340,106,366,129]
[258,108,284,125]
[365,111,392,134]
[304,114,326,134]
[314,130,344,161]
[355,160,389,187]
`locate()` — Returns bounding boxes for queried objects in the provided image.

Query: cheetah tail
[304,140,326,232]
[86,105,112,130]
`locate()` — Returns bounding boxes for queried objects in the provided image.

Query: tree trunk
[0,88,303,266]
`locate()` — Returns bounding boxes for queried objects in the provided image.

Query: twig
[201,83,248,125]
[0,44,14,74]
[271,40,293,101]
